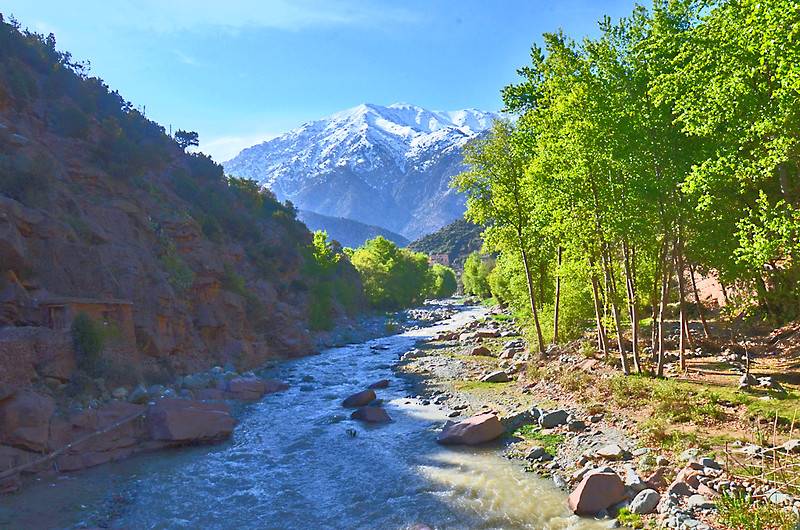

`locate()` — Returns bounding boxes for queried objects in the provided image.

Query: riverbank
[395,306,800,529]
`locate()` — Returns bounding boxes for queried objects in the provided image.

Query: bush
[71,312,104,373]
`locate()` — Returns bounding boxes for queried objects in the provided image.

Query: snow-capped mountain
[223,103,502,241]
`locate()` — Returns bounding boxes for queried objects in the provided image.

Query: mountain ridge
[223,103,502,240]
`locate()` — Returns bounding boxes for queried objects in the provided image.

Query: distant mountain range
[223,103,502,242]
[297,210,409,249]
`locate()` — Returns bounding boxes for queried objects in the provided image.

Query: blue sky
[3,1,639,161]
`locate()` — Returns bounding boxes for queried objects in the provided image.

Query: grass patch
[513,425,566,454]
[616,508,644,529]
[717,491,798,530]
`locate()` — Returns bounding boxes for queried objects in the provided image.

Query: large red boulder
[147,398,235,444]
[436,413,504,445]
[0,391,56,452]
[568,471,627,515]
[342,389,376,408]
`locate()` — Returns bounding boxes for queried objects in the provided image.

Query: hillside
[223,103,501,240]
[406,218,484,270]
[298,210,409,249]
[0,18,363,395]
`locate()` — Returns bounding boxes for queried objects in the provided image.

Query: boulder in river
[147,398,236,444]
[350,406,392,423]
[342,389,376,408]
[436,413,504,446]
[368,379,390,389]
[567,470,627,516]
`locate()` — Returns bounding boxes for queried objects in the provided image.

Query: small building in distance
[429,254,450,267]
[40,298,136,343]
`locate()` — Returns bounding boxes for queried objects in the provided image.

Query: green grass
[513,425,566,455]
[717,491,798,530]
[616,508,644,529]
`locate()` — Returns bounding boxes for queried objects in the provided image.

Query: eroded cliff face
[0,37,334,390]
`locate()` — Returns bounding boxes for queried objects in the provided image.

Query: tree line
[454,0,799,375]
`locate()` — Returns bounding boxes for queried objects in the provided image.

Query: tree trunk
[657,246,674,378]
[622,239,641,373]
[676,239,689,372]
[553,246,562,345]
[601,243,630,375]
[688,262,711,338]
[651,240,666,353]
[589,255,609,357]
[521,246,545,356]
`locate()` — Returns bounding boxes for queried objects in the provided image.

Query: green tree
[174,129,199,150]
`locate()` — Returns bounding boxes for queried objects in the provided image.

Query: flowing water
[0,304,607,529]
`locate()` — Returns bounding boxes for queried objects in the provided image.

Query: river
[0,303,607,529]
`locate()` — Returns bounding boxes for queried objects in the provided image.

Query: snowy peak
[223,103,503,240]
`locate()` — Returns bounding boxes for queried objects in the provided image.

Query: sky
[3,1,639,162]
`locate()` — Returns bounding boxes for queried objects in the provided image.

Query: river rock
[0,390,56,452]
[481,371,510,383]
[597,443,626,460]
[567,471,627,516]
[687,494,716,510]
[342,389,376,408]
[469,346,491,356]
[228,377,288,400]
[436,413,505,446]
[368,379,390,389]
[539,410,568,429]
[147,398,235,444]
[526,446,546,461]
[630,488,660,514]
[350,406,392,423]
[624,466,647,492]
[128,386,149,405]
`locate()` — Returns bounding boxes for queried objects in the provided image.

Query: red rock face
[436,413,505,446]
[567,471,627,515]
[147,398,236,444]
[0,391,56,452]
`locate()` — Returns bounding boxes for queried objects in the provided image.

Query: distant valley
[224,103,502,244]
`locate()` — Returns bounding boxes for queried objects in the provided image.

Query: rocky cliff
[0,18,361,396]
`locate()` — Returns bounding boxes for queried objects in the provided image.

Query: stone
[0,391,56,452]
[782,439,800,453]
[768,490,793,505]
[469,346,491,356]
[481,371,510,383]
[656,455,670,466]
[568,420,586,432]
[350,406,392,423]
[597,444,626,460]
[436,413,505,446]
[678,448,702,462]
[342,389,377,408]
[645,467,670,490]
[128,386,149,405]
[148,384,166,396]
[475,329,500,338]
[624,466,647,493]
[147,398,235,444]
[629,489,660,514]
[111,387,128,400]
[698,456,721,469]
[227,377,288,400]
[193,388,226,401]
[686,494,715,510]
[526,446,546,460]
[539,410,568,428]
[567,471,627,516]
[368,379,390,389]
